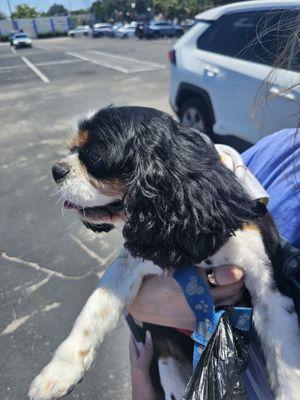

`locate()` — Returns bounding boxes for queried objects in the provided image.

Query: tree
[89,0,247,23]
[0,11,6,20]
[72,9,89,16]
[47,3,69,16]
[90,0,107,21]
[11,4,38,19]
[90,0,128,22]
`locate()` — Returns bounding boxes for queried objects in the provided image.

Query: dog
[29,106,300,400]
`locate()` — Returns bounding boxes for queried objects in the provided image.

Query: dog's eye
[78,146,107,177]
[88,148,101,164]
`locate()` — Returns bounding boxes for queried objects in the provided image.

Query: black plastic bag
[183,312,250,400]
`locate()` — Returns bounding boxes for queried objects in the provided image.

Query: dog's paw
[28,357,84,400]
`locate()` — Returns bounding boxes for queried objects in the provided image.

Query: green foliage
[11,4,39,19]
[71,9,89,16]
[150,0,232,21]
[90,0,128,21]
[47,3,69,16]
[89,0,248,22]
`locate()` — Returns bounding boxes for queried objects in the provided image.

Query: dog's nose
[52,163,70,183]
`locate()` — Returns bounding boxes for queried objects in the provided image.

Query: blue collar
[173,266,252,369]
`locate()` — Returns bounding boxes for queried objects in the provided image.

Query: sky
[1,1,93,16]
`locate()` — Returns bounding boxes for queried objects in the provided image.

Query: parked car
[9,30,20,46]
[169,0,300,147]
[12,33,32,49]
[113,22,123,31]
[180,19,195,31]
[128,21,138,29]
[115,25,136,39]
[142,21,184,39]
[92,23,115,38]
[68,25,91,37]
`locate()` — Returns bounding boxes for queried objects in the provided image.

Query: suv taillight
[168,49,176,65]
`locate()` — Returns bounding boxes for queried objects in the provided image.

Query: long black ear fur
[123,116,263,269]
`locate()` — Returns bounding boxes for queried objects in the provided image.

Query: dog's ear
[123,123,261,269]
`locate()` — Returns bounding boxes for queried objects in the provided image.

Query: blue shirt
[242,128,300,249]
[241,129,300,399]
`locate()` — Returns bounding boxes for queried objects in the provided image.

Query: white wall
[0,16,73,38]
[16,18,36,37]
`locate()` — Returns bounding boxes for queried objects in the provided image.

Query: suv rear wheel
[179,97,212,135]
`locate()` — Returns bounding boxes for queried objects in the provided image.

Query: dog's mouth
[63,199,124,221]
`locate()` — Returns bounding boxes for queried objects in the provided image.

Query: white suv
[169,0,300,146]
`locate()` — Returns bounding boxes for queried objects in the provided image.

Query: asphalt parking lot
[0,36,175,400]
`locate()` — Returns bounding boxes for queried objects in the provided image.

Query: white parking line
[66,51,131,73]
[10,47,16,54]
[0,58,82,75]
[91,50,165,69]
[21,56,50,83]
[0,65,24,72]
[66,50,165,73]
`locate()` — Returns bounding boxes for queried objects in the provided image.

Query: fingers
[129,332,153,360]
[209,265,245,306]
[129,332,154,372]
[214,265,244,286]
[211,278,245,306]
[140,331,154,365]
[129,335,139,363]
[197,265,245,306]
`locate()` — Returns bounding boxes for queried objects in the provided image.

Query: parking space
[0,53,25,67]
[0,36,174,400]
[0,67,39,87]
[0,37,174,88]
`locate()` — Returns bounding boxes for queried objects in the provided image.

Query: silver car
[13,33,32,49]
[68,25,91,37]
[115,25,136,39]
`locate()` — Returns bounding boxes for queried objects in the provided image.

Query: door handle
[204,66,219,77]
[269,86,295,101]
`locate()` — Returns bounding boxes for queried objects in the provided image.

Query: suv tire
[179,97,212,135]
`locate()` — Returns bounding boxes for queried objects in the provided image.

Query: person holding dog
[129,127,300,399]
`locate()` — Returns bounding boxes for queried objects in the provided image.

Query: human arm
[129,266,245,331]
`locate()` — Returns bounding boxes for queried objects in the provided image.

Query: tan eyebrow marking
[77,158,126,197]
[68,130,89,150]
[243,223,259,232]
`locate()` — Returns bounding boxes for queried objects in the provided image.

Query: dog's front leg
[28,249,162,400]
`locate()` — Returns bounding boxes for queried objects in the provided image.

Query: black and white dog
[29,107,300,400]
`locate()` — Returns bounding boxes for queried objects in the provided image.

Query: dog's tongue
[63,201,81,209]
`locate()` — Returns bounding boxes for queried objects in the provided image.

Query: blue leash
[173,266,252,369]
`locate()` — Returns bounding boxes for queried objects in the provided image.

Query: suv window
[197,9,300,71]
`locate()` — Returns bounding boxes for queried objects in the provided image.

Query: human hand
[129,331,153,376]
[129,332,159,400]
[200,265,245,307]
